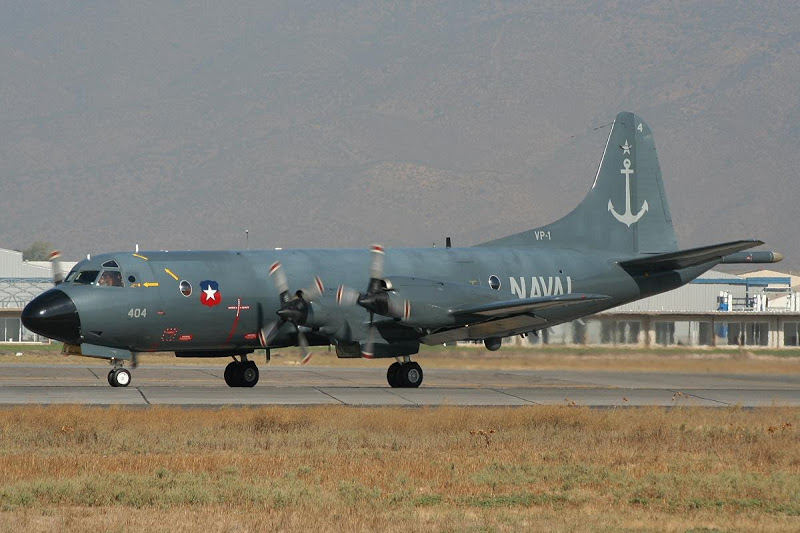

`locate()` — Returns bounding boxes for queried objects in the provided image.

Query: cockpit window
[98,270,124,287]
[65,269,77,282]
[102,260,119,268]
[73,270,100,284]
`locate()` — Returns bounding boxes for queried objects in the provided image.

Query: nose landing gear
[107,360,131,387]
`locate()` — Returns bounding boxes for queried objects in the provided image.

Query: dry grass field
[0,405,798,532]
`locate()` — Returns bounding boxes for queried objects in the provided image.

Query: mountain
[1,1,798,269]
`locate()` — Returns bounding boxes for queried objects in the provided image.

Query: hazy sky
[1,2,798,266]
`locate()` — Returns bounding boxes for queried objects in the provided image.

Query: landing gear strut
[107,359,131,387]
[224,355,259,388]
[387,359,423,388]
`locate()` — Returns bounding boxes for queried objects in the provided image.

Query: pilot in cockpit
[98,271,123,287]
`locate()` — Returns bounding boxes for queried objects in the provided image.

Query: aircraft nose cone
[21,289,81,344]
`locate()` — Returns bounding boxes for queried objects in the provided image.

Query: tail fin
[479,111,678,254]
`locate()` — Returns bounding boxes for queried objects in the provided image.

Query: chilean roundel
[199,280,222,307]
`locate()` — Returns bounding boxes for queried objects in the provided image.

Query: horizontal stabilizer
[454,293,611,318]
[619,240,764,273]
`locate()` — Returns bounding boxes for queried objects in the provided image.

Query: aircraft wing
[420,293,611,345]
[452,293,611,318]
[619,240,763,273]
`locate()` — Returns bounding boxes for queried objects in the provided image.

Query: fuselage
[22,245,686,355]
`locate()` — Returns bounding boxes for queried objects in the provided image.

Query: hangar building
[527,268,800,348]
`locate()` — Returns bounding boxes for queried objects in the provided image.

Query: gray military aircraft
[22,111,781,388]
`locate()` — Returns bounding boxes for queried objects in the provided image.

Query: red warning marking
[161,327,178,342]
[225,297,249,342]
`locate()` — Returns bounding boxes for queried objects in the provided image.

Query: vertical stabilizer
[480,112,678,254]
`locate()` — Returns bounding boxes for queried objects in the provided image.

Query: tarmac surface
[1,363,799,407]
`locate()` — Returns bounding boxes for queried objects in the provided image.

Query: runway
[1,363,799,407]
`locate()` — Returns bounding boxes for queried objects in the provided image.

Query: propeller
[49,250,65,285]
[259,261,324,365]
[336,244,411,358]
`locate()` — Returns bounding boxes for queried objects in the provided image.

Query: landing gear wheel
[401,362,423,388]
[224,361,259,387]
[107,370,116,387]
[240,361,259,388]
[224,361,241,387]
[387,362,402,388]
[110,368,131,388]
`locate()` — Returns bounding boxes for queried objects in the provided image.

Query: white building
[0,248,76,342]
[519,268,800,349]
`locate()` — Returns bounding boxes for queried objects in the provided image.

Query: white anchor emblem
[608,147,648,226]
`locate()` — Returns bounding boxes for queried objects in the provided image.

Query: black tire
[224,362,240,387]
[107,370,116,387]
[402,362,423,388]
[240,361,259,388]
[387,362,402,388]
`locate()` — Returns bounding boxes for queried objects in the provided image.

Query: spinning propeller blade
[334,244,414,358]
[49,250,65,285]
[264,262,323,365]
[297,329,312,365]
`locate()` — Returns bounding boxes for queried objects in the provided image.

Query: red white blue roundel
[199,280,222,307]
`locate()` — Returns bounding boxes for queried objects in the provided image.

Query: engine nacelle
[382,276,497,327]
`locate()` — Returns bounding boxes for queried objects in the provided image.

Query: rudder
[480,111,678,254]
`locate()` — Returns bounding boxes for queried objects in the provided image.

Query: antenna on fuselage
[245,229,249,250]
[135,244,139,253]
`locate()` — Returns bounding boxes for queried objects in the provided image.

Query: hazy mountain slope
[0,1,797,267]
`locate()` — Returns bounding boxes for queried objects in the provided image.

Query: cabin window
[488,275,501,290]
[179,280,192,297]
[98,270,124,287]
[73,270,100,285]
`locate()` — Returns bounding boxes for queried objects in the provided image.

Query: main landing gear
[107,360,131,387]
[386,359,423,388]
[224,355,259,388]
